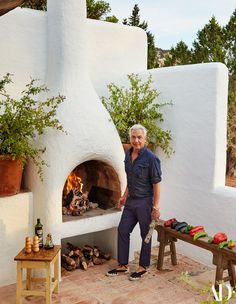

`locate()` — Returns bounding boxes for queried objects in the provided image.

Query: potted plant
[101,73,173,155]
[0,73,65,196]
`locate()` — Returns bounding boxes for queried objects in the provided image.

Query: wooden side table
[14,245,61,304]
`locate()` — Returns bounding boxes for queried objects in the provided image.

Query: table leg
[46,263,52,304]
[26,268,32,290]
[16,262,22,304]
[54,253,59,293]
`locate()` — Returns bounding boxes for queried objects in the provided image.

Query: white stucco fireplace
[25,0,127,247]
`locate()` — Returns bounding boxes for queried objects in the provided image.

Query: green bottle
[35,218,43,248]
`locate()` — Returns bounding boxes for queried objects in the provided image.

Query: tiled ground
[0,247,217,304]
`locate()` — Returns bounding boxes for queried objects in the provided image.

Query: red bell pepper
[164,218,177,227]
[213,232,227,245]
[189,226,204,237]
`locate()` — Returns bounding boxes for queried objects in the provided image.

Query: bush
[0,73,65,179]
[101,73,173,156]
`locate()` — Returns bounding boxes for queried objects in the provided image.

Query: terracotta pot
[122,143,131,152]
[0,155,23,196]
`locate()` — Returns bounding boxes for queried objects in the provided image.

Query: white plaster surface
[86,18,147,90]
[0,0,148,286]
[24,0,128,244]
[0,0,235,288]
[147,63,235,265]
[0,8,46,92]
[0,193,33,286]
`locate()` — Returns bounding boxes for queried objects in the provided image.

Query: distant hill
[156,47,170,67]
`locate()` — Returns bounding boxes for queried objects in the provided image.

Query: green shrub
[101,73,173,156]
[0,73,65,179]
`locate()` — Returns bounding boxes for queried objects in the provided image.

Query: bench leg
[157,227,178,270]
[170,240,177,266]
[215,254,224,290]
[157,240,165,270]
[228,261,236,289]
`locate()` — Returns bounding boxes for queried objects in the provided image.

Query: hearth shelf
[63,207,120,222]
[61,209,121,239]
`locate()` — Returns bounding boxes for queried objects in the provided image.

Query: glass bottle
[35,218,43,248]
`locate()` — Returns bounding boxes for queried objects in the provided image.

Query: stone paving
[0,247,218,304]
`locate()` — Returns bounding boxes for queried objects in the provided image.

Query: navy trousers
[118,196,153,267]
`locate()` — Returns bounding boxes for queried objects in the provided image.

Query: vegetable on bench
[208,232,228,245]
[156,220,236,289]
[193,230,207,241]
[189,226,205,237]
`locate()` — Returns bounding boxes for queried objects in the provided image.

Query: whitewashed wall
[0,7,147,92]
[0,0,235,288]
[0,193,33,286]
[148,63,235,265]
[0,3,147,286]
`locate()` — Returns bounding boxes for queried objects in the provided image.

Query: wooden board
[14,245,61,262]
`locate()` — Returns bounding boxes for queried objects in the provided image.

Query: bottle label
[36,229,43,247]
[36,229,43,235]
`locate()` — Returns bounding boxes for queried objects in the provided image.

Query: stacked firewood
[62,189,98,216]
[61,242,111,271]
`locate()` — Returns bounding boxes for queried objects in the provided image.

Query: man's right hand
[117,196,127,209]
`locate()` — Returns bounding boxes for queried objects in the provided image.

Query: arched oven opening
[62,160,121,222]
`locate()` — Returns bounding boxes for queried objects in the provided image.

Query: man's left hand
[151,208,160,221]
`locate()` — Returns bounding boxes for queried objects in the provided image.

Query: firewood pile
[62,189,98,216]
[61,242,111,271]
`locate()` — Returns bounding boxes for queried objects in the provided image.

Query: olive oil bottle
[35,218,43,248]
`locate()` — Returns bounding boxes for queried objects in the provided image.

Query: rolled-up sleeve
[150,156,162,184]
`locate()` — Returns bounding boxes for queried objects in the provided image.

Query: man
[106,124,161,280]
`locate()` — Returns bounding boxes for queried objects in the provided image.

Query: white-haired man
[106,124,161,280]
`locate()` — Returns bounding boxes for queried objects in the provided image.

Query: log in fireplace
[62,160,121,221]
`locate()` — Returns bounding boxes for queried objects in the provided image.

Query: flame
[64,171,83,196]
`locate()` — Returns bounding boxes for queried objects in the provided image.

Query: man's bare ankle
[137,266,146,272]
[118,264,128,269]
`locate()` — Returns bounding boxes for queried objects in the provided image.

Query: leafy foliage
[105,15,119,23]
[192,16,226,64]
[21,0,118,22]
[101,74,173,156]
[21,0,46,10]
[86,0,110,19]
[224,10,236,80]
[164,41,192,66]
[123,4,158,69]
[227,87,236,176]
[0,73,65,179]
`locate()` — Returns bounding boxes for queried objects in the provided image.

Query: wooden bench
[14,245,61,304]
[155,221,236,289]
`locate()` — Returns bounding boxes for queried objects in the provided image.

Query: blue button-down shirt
[124,146,162,198]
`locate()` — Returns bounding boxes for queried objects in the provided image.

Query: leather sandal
[106,265,129,277]
[129,270,147,281]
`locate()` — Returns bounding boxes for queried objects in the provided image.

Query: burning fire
[64,171,83,197]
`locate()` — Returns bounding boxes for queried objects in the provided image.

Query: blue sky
[107,0,236,50]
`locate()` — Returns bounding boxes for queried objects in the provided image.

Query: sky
[107,0,236,50]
